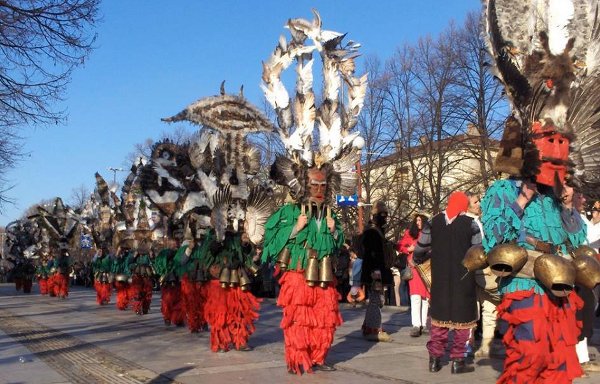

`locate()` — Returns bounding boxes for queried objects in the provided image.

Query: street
[0,284,598,384]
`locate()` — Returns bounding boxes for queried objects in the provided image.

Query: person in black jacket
[360,201,394,342]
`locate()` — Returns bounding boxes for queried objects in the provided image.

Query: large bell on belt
[487,243,528,277]
[219,267,231,288]
[318,256,334,288]
[229,268,240,287]
[462,245,488,272]
[239,268,252,291]
[277,248,291,271]
[305,250,319,287]
[571,245,598,259]
[533,254,576,297]
[572,255,600,289]
[194,268,207,282]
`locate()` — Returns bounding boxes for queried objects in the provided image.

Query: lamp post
[107,167,124,186]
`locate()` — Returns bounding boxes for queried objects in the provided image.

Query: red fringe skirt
[277,271,342,374]
[181,276,207,332]
[496,289,583,384]
[204,279,261,352]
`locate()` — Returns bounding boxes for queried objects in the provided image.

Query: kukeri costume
[479,1,600,382]
[260,9,367,375]
[92,249,112,305]
[162,82,274,353]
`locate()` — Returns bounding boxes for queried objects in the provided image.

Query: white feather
[195,170,218,208]
[152,163,184,189]
[296,58,314,95]
[547,0,574,55]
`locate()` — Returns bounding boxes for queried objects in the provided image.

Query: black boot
[451,359,474,374]
[429,356,441,372]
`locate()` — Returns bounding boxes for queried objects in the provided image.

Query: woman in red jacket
[397,214,430,337]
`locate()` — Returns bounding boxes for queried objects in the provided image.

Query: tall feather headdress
[162,84,275,244]
[262,9,365,204]
[485,0,600,196]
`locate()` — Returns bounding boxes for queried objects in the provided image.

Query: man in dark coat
[360,201,394,342]
[414,191,481,374]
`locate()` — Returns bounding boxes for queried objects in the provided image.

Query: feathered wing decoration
[211,185,232,242]
[244,186,275,245]
[485,0,600,189]
[567,74,600,197]
[262,9,365,204]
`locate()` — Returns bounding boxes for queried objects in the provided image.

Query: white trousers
[576,337,590,364]
[410,294,429,328]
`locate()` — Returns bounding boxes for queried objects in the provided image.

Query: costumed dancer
[162,85,274,353]
[53,239,72,299]
[36,255,51,295]
[92,247,112,305]
[480,1,600,382]
[112,244,132,310]
[127,238,154,315]
[153,237,185,326]
[179,219,210,333]
[260,9,367,375]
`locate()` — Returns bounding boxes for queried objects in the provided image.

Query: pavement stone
[0,283,599,383]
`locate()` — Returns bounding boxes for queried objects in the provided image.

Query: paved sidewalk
[0,283,598,383]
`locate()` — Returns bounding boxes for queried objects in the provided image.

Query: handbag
[400,265,413,280]
[414,259,432,291]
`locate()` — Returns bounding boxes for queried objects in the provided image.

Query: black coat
[360,224,394,286]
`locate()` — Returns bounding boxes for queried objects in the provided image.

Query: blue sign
[336,194,358,207]
[80,234,93,249]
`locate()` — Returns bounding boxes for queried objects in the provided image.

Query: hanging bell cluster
[304,249,334,288]
[218,266,253,291]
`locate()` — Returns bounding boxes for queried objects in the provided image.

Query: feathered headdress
[162,84,275,244]
[262,9,366,204]
[485,0,600,196]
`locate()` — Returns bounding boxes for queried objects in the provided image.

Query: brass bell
[533,254,576,297]
[229,268,240,287]
[305,255,319,287]
[462,245,488,272]
[247,262,260,277]
[487,243,528,277]
[572,255,600,289]
[319,256,334,288]
[219,267,231,288]
[571,245,598,259]
[239,268,252,291]
[277,248,291,271]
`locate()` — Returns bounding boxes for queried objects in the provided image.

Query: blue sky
[0,0,478,226]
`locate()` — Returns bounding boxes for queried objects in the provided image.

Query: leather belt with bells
[525,236,556,254]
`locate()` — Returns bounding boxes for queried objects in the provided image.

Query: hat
[446,192,469,220]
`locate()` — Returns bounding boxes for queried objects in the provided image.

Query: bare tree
[0,0,101,209]
[453,12,507,190]
[69,184,91,212]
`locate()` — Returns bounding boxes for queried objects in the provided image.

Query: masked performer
[259,9,367,375]
[36,255,51,295]
[162,82,274,353]
[112,243,132,311]
[480,1,600,382]
[92,247,112,305]
[52,239,72,299]
[153,237,185,326]
[127,238,154,316]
